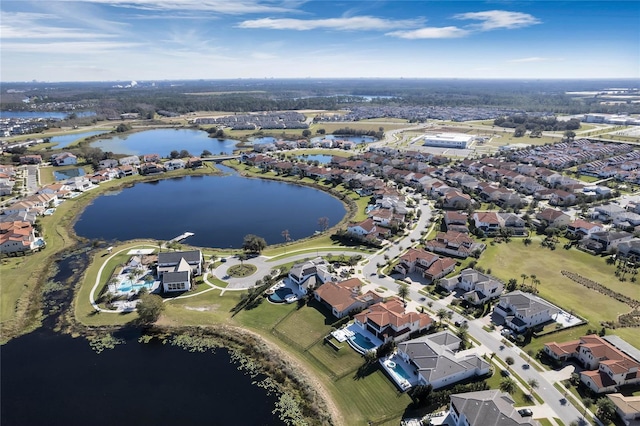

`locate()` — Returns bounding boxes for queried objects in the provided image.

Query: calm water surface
[74,171,346,248]
[54,167,86,181]
[90,129,240,157]
[50,130,109,148]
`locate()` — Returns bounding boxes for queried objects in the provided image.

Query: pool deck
[380,354,421,391]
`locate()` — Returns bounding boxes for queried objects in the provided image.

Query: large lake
[74,171,346,248]
[90,129,240,157]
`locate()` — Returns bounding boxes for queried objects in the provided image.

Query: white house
[438,268,504,305]
[157,250,203,292]
[395,331,491,390]
[288,257,334,294]
[119,155,141,166]
[164,159,186,171]
[494,291,561,333]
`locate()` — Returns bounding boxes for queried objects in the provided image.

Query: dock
[170,232,194,243]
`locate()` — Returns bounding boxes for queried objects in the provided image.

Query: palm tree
[527,378,539,396]
[281,229,291,243]
[530,274,537,285]
[436,308,448,326]
[398,283,409,306]
[499,377,517,394]
[520,273,529,286]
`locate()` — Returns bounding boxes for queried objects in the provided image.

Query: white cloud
[1,40,144,54]
[454,10,540,31]
[386,26,469,39]
[52,0,301,14]
[238,16,423,31]
[508,57,561,63]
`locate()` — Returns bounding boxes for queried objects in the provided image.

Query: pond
[89,129,241,157]
[74,171,346,248]
[54,167,85,181]
[49,130,110,149]
[295,154,333,164]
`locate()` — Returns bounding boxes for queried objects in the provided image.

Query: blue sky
[1,1,638,82]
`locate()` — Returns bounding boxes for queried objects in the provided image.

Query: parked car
[518,409,533,417]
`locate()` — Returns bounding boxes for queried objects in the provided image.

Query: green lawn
[478,237,640,349]
[275,303,333,350]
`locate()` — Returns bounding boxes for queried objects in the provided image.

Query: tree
[170,150,180,159]
[527,379,539,395]
[136,293,165,323]
[436,308,448,326]
[398,283,409,305]
[201,149,212,157]
[242,234,267,254]
[302,129,311,137]
[507,278,518,291]
[499,377,517,394]
[563,130,576,141]
[596,397,616,424]
[281,229,291,243]
[179,149,191,158]
[505,356,515,367]
[520,273,529,286]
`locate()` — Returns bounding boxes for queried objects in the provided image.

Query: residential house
[51,152,77,166]
[444,211,469,233]
[593,204,625,221]
[64,176,92,192]
[582,230,633,254]
[395,331,491,390]
[98,159,119,169]
[313,278,382,319]
[393,248,457,282]
[425,231,485,259]
[536,208,571,228]
[446,390,540,426]
[187,157,203,168]
[472,211,501,234]
[617,238,640,259]
[140,163,164,175]
[549,189,577,207]
[346,218,389,242]
[19,155,42,165]
[118,155,141,167]
[143,153,161,163]
[544,335,640,394]
[288,257,334,294]
[118,165,137,177]
[613,211,640,230]
[438,268,504,305]
[566,219,604,238]
[442,189,472,210]
[0,220,41,254]
[164,159,186,171]
[606,394,640,426]
[495,291,561,333]
[157,250,203,293]
[354,298,433,343]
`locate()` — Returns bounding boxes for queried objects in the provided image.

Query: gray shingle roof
[450,390,540,426]
[157,250,201,265]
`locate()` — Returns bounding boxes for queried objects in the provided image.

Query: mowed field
[479,235,639,349]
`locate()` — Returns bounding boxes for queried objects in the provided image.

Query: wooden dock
[170,232,194,243]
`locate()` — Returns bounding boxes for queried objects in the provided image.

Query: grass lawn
[274,302,333,350]
[479,238,635,337]
[306,340,365,378]
[484,368,530,406]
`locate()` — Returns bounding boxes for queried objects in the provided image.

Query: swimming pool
[117,281,154,294]
[389,361,413,381]
[268,287,293,303]
[350,331,377,351]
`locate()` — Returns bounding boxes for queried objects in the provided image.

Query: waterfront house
[0,220,40,254]
[51,152,77,166]
[353,298,432,343]
[288,257,334,294]
[19,154,42,165]
[157,250,203,293]
[164,159,186,171]
[119,155,141,167]
[313,278,382,319]
[395,331,490,390]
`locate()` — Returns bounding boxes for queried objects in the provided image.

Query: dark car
[518,409,533,417]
